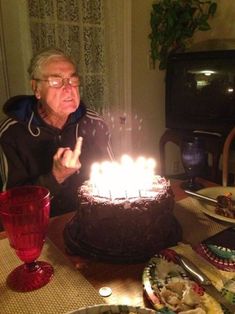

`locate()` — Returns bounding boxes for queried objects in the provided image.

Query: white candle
[89,155,158,199]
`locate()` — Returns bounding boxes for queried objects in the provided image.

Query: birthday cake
[63,156,182,262]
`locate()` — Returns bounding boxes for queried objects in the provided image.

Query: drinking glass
[181,137,206,191]
[0,185,53,292]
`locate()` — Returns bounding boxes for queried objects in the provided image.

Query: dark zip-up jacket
[0,95,113,216]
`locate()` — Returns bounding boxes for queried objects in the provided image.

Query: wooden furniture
[222,126,235,186]
[0,178,218,308]
[159,129,225,182]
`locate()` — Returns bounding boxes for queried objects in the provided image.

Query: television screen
[165,50,235,136]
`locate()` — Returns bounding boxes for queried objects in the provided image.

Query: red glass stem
[24,261,40,272]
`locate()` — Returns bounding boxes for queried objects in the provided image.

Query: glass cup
[0,185,54,291]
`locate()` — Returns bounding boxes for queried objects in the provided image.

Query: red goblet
[0,185,54,292]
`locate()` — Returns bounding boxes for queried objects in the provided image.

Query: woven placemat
[0,238,104,314]
[174,197,230,246]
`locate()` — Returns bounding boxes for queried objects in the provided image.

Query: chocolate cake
[63,175,182,263]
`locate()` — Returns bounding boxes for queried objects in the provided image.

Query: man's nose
[63,78,73,89]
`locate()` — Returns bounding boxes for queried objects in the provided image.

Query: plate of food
[190,186,235,224]
[143,249,225,313]
[66,304,163,314]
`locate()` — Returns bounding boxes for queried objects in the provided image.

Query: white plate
[193,186,235,224]
[66,305,157,314]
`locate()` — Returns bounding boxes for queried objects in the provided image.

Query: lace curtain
[0,9,9,109]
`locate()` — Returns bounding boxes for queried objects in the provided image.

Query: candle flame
[89,154,164,200]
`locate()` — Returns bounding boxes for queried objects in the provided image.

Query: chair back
[222,127,235,186]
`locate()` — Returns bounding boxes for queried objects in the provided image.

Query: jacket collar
[3,95,86,127]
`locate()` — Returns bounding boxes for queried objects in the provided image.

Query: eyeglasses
[34,76,80,88]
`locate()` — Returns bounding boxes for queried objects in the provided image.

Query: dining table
[0,177,234,313]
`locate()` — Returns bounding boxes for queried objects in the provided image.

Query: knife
[175,253,235,313]
[185,189,235,206]
[184,190,218,204]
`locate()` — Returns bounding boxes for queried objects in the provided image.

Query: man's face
[34,57,80,118]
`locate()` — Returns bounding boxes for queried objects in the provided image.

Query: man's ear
[31,79,41,99]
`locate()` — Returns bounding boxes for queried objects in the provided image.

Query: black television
[165,49,235,136]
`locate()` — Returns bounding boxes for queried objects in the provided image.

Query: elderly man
[0,48,113,216]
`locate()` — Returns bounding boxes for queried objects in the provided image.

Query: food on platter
[143,252,223,314]
[190,187,235,224]
[215,193,235,218]
[159,279,206,313]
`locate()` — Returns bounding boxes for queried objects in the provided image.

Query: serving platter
[67,304,161,314]
[194,227,235,272]
[142,249,224,313]
[191,186,235,224]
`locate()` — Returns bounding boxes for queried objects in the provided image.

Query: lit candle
[89,155,158,200]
